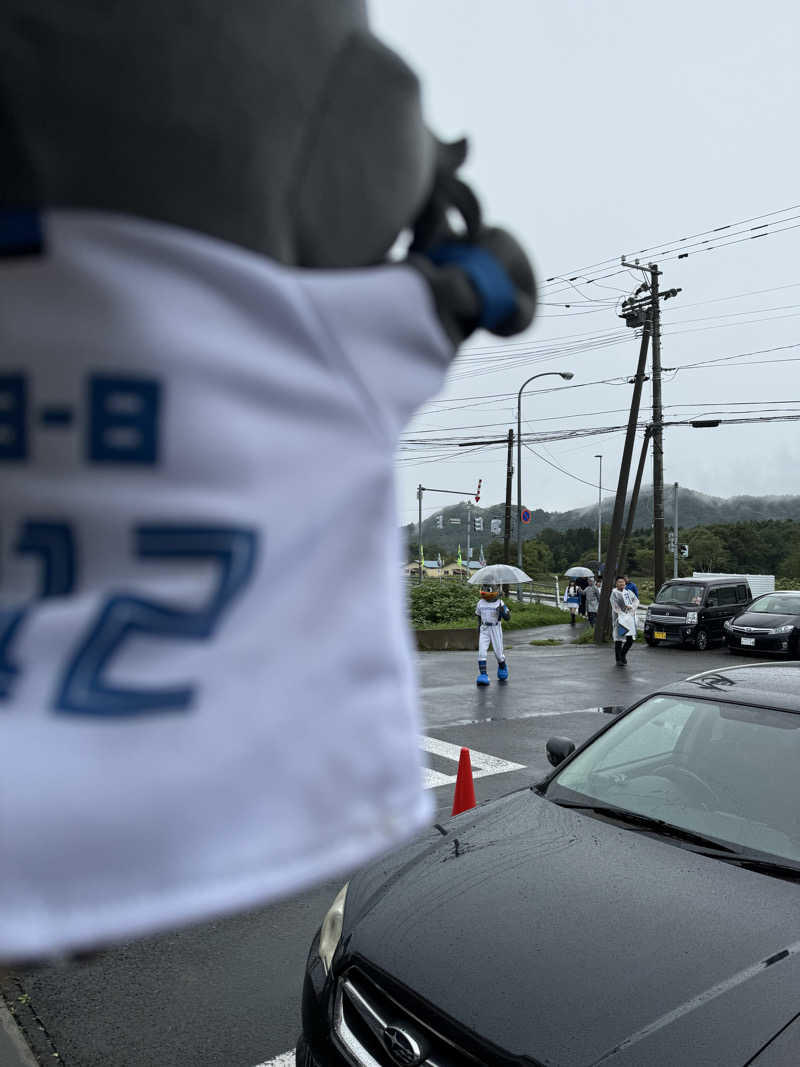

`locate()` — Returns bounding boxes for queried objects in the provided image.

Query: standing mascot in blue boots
[475,584,511,686]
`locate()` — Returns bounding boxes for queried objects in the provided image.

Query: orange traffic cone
[451,747,477,816]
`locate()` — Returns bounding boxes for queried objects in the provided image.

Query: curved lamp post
[516,371,574,599]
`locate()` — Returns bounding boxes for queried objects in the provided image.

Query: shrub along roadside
[409,582,566,630]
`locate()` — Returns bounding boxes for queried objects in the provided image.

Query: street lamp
[516,370,574,599]
[594,454,602,566]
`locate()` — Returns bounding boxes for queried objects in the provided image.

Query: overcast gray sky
[370,0,800,531]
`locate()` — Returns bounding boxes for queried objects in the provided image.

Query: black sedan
[298,663,800,1067]
[725,591,800,657]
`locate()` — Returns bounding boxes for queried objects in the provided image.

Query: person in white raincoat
[0,0,538,962]
[610,576,639,666]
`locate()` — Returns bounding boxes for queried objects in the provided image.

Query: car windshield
[749,594,800,615]
[546,694,800,866]
[655,583,704,605]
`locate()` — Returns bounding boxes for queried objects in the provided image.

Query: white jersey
[475,599,505,626]
[0,211,453,959]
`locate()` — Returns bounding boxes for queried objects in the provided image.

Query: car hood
[733,611,798,628]
[342,791,800,1066]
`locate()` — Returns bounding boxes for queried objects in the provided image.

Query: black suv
[644,576,752,651]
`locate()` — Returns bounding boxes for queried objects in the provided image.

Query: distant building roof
[468,560,482,570]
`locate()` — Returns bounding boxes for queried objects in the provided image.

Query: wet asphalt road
[3,634,732,1067]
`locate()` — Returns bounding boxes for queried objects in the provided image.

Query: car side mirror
[546,736,576,768]
[707,598,717,607]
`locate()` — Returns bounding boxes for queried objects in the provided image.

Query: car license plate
[654,631,667,640]
[741,637,755,646]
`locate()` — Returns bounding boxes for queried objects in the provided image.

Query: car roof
[661,577,744,585]
[660,661,800,713]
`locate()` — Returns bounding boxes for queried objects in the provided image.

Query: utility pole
[673,482,679,579]
[620,258,681,593]
[594,454,603,564]
[466,499,471,568]
[417,484,423,584]
[593,321,651,643]
[503,429,514,565]
[618,425,653,578]
[650,263,665,592]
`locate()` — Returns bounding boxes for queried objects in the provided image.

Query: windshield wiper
[552,801,800,877]
[686,849,800,881]
[550,800,737,851]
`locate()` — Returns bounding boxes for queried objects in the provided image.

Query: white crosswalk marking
[419,736,524,788]
[253,1052,294,1067]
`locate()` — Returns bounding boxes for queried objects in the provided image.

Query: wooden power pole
[650,263,665,593]
[593,323,651,643]
[620,259,681,594]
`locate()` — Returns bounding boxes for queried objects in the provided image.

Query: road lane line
[419,736,524,787]
[422,766,456,788]
[253,1051,294,1067]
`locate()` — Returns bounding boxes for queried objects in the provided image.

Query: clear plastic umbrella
[564,566,594,578]
[467,564,532,585]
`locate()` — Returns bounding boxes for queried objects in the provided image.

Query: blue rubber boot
[497,659,509,682]
[476,660,490,686]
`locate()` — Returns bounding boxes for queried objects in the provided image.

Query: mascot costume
[0,0,536,960]
[475,584,511,685]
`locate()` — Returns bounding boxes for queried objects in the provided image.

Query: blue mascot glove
[408,139,536,345]
[411,227,536,345]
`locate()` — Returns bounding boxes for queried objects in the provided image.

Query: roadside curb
[0,994,39,1067]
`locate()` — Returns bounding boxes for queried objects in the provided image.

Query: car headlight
[770,624,794,634]
[686,611,698,625]
[319,882,348,974]
[723,619,732,631]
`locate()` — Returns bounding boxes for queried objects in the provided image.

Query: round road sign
[520,508,532,525]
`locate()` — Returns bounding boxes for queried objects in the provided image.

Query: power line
[540,201,800,290]
[523,441,615,492]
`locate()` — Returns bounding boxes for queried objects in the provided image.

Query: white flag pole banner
[0,1,536,961]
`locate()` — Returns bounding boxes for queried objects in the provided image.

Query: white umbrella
[468,564,532,585]
[564,566,594,578]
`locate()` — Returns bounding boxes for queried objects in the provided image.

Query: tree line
[412,518,800,584]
